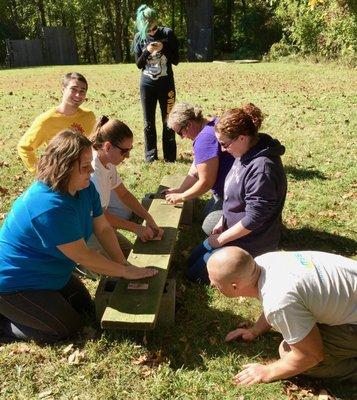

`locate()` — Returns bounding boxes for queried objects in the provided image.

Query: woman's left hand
[208,233,223,249]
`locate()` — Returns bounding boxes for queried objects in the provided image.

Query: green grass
[0,62,356,399]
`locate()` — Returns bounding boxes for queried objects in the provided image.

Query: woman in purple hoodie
[188,103,287,284]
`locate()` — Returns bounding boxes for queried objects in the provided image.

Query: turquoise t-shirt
[0,181,103,292]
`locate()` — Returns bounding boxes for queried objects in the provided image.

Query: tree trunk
[102,0,117,61]
[185,0,214,61]
[224,0,233,52]
[36,0,46,27]
[114,0,123,62]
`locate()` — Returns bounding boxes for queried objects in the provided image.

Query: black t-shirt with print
[134,27,179,84]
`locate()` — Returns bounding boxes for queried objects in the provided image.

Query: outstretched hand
[122,263,158,280]
[225,327,258,342]
[234,363,271,385]
[165,192,184,204]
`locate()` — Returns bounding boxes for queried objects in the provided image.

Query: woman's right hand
[161,187,181,195]
[147,41,163,53]
[211,217,224,234]
[123,263,158,280]
[135,225,154,242]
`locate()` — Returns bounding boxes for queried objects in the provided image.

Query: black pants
[140,77,177,162]
[0,275,92,343]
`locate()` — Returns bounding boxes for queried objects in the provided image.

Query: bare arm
[208,220,252,248]
[234,325,324,385]
[115,183,158,230]
[166,158,218,203]
[163,162,198,195]
[103,184,157,241]
[57,215,157,280]
[92,214,126,263]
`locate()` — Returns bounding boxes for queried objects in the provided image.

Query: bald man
[207,247,357,385]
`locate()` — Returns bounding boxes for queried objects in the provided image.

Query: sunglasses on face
[148,25,158,33]
[111,143,133,155]
[177,125,185,137]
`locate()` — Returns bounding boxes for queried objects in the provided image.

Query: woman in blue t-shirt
[133,4,179,163]
[0,131,157,342]
[164,102,234,234]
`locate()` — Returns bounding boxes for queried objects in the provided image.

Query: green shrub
[266,0,357,65]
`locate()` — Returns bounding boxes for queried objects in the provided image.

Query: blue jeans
[187,239,218,284]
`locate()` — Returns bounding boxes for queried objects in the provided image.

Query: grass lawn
[0,61,356,399]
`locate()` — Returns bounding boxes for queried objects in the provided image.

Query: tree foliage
[0,0,355,65]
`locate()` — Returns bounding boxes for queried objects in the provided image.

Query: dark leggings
[0,275,92,343]
[140,77,177,162]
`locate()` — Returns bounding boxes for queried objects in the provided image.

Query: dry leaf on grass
[132,350,167,367]
[67,349,86,365]
[62,344,74,355]
[38,389,53,399]
[0,186,9,196]
[140,365,155,378]
[318,389,332,400]
[9,344,33,356]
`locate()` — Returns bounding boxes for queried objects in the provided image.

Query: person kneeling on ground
[0,131,157,343]
[188,103,287,284]
[207,247,357,384]
[89,116,161,260]
[164,102,234,235]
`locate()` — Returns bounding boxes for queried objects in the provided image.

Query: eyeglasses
[219,136,238,149]
[148,25,158,33]
[111,143,133,155]
[177,125,186,138]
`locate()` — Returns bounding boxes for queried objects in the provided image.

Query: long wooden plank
[101,176,185,330]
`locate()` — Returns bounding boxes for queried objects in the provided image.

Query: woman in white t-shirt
[90,116,161,256]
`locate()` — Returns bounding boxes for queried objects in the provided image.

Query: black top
[134,27,179,83]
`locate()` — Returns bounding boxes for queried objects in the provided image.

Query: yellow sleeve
[17,113,51,173]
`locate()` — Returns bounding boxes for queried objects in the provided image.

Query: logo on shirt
[70,122,85,134]
[294,253,315,270]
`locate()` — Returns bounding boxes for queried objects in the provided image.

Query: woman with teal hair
[133,4,179,163]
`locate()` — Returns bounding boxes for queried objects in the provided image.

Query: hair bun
[137,4,147,13]
[99,115,109,126]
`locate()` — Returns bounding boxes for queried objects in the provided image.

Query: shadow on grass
[281,226,357,257]
[285,375,357,400]
[284,165,327,181]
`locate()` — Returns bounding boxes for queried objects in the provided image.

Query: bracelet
[203,238,213,251]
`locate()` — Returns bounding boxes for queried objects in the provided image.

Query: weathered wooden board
[99,175,187,330]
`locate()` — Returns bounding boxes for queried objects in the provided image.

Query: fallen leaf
[318,389,330,399]
[9,344,32,355]
[67,349,86,365]
[132,350,167,367]
[0,186,9,195]
[140,365,155,378]
[38,389,53,399]
[62,344,74,355]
